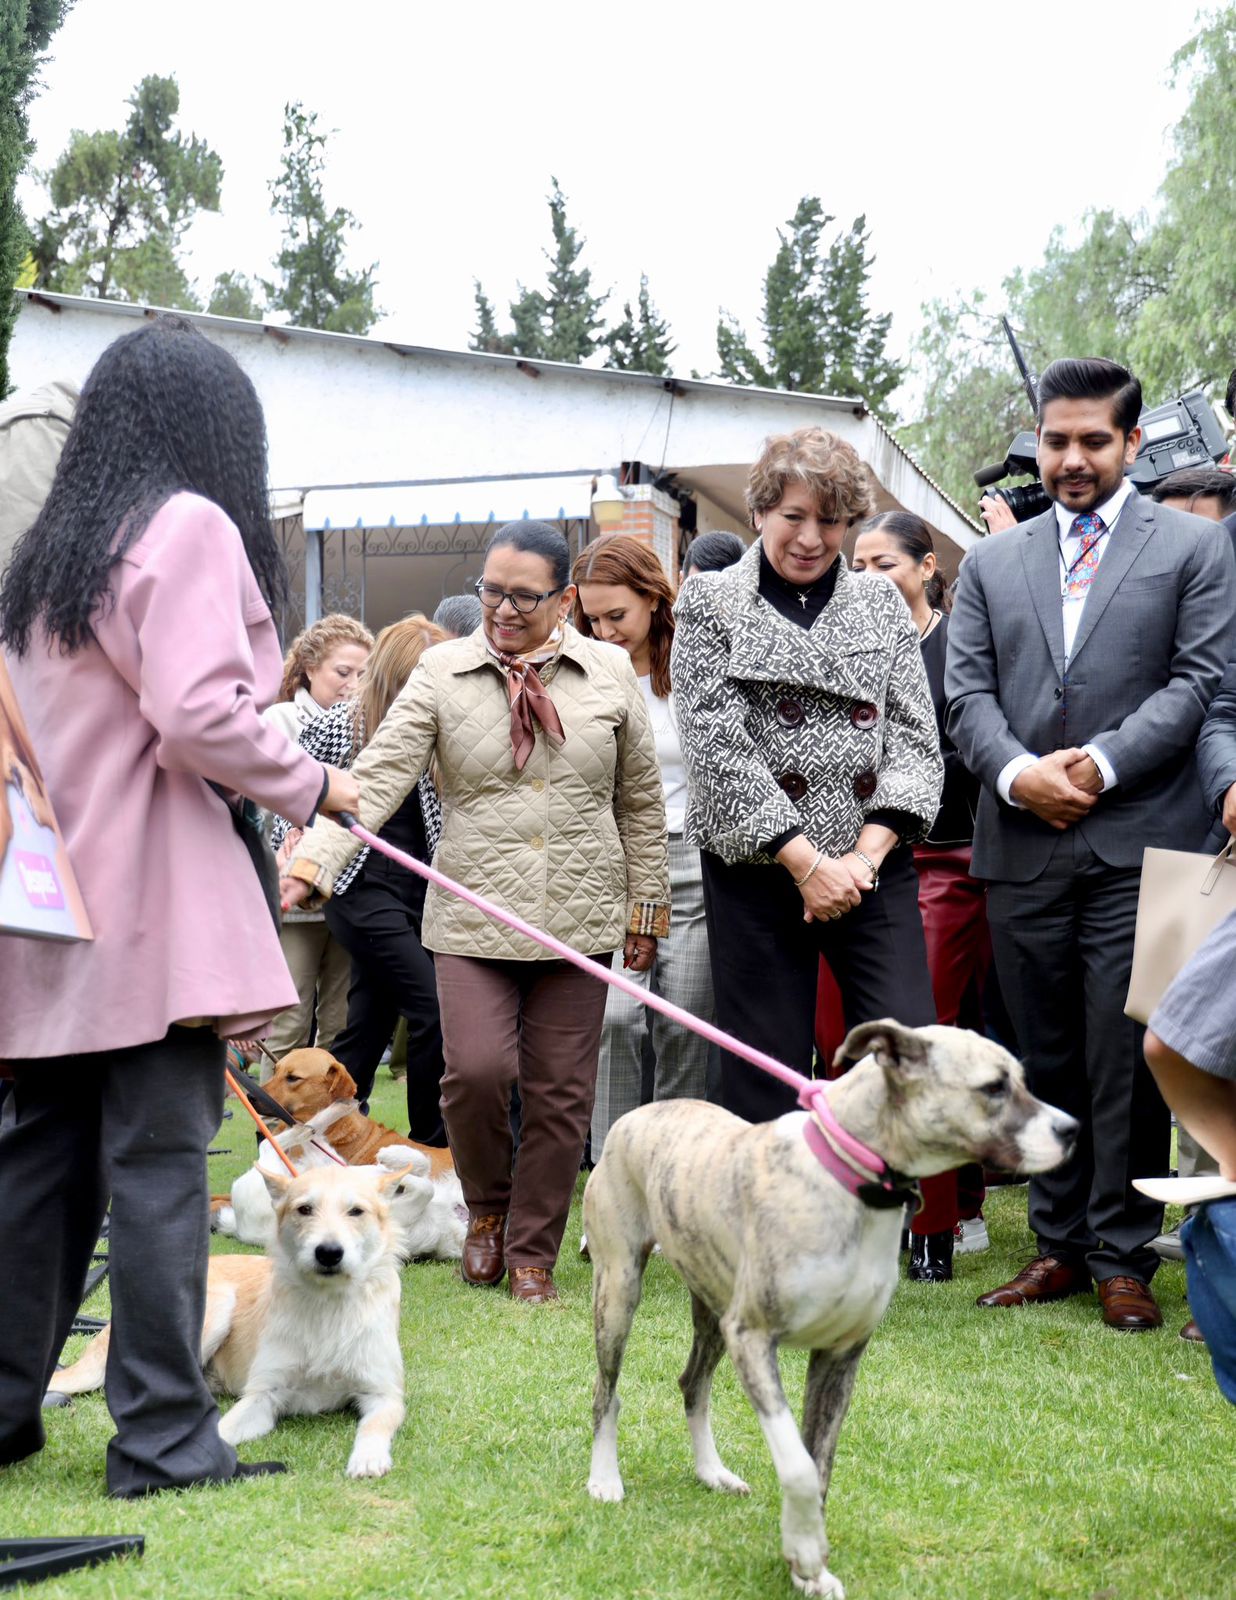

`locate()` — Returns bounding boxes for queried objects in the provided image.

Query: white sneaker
[954,1217,990,1255]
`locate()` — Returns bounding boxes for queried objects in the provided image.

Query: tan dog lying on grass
[52,1163,411,1479]
[261,1047,455,1174]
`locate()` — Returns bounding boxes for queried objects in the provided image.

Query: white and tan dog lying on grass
[584,1020,1079,1599]
[52,1163,411,1479]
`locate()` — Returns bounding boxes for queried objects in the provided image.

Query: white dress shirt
[996,480,1133,806]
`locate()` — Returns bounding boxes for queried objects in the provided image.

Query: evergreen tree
[469,281,512,354]
[472,178,606,363]
[30,73,221,308]
[606,273,675,375]
[207,269,263,321]
[716,197,903,411]
[264,101,378,335]
[1,0,71,393]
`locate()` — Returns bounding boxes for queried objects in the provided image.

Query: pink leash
[330,815,912,1207]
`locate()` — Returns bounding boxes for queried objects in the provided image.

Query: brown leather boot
[461,1211,507,1286]
[509,1266,559,1304]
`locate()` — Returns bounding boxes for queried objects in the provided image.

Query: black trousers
[986,831,1170,1283]
[701,845,936,1123]
[0,1027,235,1495]
[325,864,446,1144]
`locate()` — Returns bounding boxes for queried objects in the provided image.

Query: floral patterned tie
[1063,512,1107,598]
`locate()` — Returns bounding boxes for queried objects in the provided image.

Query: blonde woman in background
[274,615,449,1139]
[262,613,373,1063]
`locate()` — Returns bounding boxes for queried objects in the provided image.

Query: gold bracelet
[794,850,825,888]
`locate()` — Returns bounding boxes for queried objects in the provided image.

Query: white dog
[53,1162,412,1479]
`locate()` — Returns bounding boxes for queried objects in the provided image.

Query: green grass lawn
[2,1073,1233,1600]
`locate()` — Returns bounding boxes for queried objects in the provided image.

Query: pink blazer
[0,493,326,1060]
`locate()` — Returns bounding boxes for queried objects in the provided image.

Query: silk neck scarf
[485,625,567,770]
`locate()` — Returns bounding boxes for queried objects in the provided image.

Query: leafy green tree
[902,10,1236,506]
[716,198,903,412]
[1129,11,1236,395]
[1,0,71,393]
[31,73,221,307]
[263,101,378,335]
[605,273,675,375]
[473,178,607,363]
[207,269,263,321]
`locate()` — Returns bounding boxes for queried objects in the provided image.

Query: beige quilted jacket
[288,627,670,960]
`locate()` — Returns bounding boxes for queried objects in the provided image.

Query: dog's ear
[260,1165,295,1204]
[325,1061,358,1098]
[834,1020,929,1080]
[376,1163,416,1195]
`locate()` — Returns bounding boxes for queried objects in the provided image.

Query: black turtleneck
[758,546,840,627]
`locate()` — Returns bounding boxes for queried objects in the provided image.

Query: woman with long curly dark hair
[0,316,358,1497]
[572,535,715,1166]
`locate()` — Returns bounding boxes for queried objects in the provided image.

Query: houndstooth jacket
[670,540,943,865]
[272,698,442,896]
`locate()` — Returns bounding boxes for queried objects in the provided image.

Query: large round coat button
[775,698,807,729]
[777,771,809,802]
[853,769,878,800]
[851,702,878,730]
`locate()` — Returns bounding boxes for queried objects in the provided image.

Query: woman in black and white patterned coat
[671,426,944,1122]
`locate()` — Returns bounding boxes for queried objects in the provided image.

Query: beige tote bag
[1125,836,1236,1024]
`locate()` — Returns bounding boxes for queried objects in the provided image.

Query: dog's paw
[587,1474,625,1503]
[697,1465,750,1495]
[346,1441,393,1479]
[790,1565,845,1599]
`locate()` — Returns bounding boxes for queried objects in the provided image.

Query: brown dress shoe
[1179,1317,1205,1343]
[1097,1275,1162,1331]
[509,1266,559,1304]
[976,1254,1091,1308]
[461,1212,507,1286]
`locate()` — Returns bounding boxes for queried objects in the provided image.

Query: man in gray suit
[946,356,1236,1331]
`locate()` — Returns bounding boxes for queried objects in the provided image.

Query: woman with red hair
[574,535,715,1160]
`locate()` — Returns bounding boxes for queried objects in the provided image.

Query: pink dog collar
[799,1083,921,1212]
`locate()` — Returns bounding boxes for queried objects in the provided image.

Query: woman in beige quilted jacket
[283,521,670,1303]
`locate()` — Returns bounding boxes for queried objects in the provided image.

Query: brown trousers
[435,952,611,1269]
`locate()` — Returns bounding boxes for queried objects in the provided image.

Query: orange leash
[224,1065,298,1177]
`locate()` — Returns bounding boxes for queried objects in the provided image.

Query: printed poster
[0,654,92,942]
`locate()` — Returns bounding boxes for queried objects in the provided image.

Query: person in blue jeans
[1145,910,1236,1397]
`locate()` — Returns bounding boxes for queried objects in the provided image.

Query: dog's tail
[47,1324,112,1395]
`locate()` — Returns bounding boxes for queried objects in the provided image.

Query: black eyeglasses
[474,579,564,615]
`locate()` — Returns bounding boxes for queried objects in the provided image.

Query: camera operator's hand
[980,495,1018,534]
[1010,749,1098,829]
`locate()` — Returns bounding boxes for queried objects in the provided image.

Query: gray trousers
[591,835,714,1160]
[986,832,1171,1283]
[0,1027,236,1496]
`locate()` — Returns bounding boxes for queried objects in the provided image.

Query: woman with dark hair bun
[285,520,670,1304]
[0,315,359,1495]
[573,535,715,1166]
[680,530,746,579]
[853,510,989,1281]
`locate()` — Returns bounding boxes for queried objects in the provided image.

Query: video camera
[974,318,1231,523]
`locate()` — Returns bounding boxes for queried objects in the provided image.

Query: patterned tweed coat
[670,540,943,865]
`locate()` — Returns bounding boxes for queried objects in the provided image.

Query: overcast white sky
[18,0,1206,406]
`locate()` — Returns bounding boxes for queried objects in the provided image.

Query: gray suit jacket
[945,493,1236,881]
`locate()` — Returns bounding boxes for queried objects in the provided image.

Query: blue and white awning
[302,474,596,533]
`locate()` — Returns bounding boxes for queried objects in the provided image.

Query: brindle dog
[583,1020,1077,1599]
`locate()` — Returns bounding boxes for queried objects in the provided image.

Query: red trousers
[815,844,991,1234]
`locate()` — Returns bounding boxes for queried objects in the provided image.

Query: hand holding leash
[320,766,361,820]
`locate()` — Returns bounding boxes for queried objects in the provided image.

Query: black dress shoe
[907,1229,954,1282]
